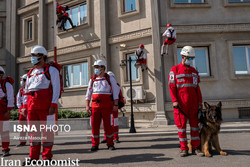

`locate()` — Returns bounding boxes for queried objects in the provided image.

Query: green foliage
[9,109,89,121]
[58,109,90,119]
[10,110,20,121]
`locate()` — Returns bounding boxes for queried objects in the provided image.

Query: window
[27,20,32,40]
[63,62,88,88]
[65,3,87,29]
[228,0,250,2]
[232,46,250,75]
[126,53,139,81]
[124,0,136,12]
[22,15,35,44]
[177,47,210,76]
[174,0,204,3]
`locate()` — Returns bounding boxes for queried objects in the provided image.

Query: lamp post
[128,56,136,133]
[120,57,136,133]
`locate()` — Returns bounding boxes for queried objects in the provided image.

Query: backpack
[27,61,64,97]
[90,74,125,109]
[0,76,14,94]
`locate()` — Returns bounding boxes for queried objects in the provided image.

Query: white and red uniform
[23,65,60,160]
[168,63,202,151]
[135,48,147,65]
[0,79,14,152]
[86,74,120,147]
[103,83,123,141]
[16,87,27,145]
[162,26,176,45]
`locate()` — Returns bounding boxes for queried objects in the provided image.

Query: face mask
[20,81,24,87]
[184,59,193,66]
[31,56,41,65]
[94,68,101,75]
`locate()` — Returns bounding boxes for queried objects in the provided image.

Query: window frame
[170,0,211,8]
[57,0,91,35]
[63,62,89,88]
[65,3,88,30]
[174,41,218,81]
[177,46,210,77]
[125,53,140,82]
[174,0,204,3]
[224,0,250,6]
[120,48,143,86]
[118,0,140,19]
[232,45,250,75]
[22,15,35,44]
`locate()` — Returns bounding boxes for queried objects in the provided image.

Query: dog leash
[173,105,189,118]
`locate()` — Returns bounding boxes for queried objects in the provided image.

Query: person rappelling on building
[16,74,28,147]
[0,66,14,157]
[56,2,76,31]
[161,23,176,56]
[135,44,148,72]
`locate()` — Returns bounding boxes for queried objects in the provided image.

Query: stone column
[5,0,17,91]
[151,0,170,125]
[99,0,110,69]
[38,0,45,46]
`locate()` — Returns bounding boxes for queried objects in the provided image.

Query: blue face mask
[94,68,101,75]
[31,56,40,65]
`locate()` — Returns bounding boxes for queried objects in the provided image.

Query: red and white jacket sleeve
[197,75,202,103]
[85,79,93,101]
[110,76,120,100]
[5,82,14,109]
[49,66,60,108]
[16,89,22,109]
[168,68,178,102]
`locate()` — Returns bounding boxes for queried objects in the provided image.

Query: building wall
[9,0,250,126]
[0,0,6,67]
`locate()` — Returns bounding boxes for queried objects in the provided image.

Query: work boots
[179,150,188,157]
[192,148,204,157]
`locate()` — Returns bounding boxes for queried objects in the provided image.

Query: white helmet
[107,71,115,77]
[20,74,28,80]
[31,45,48,56]
[0,66,5,74]
[180,46,195,57]
[93,59,106,67]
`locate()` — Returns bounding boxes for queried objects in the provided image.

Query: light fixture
[120,43,126,48]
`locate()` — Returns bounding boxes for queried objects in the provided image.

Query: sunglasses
[184,56,194,60]
[0,71,4,75]
[94,66,104,68]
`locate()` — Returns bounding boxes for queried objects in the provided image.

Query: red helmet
[139,44,144,48]
[167,23,172,28]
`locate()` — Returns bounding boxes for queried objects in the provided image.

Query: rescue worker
[101,71,125,144]
[22,45,60,165]
[56,2,76,31]
[0,66,14,157]
[86,60,120,151]
[161,23,176,56]
[168,46,203,157]
[16,74,28,147]
[135,44,148,72]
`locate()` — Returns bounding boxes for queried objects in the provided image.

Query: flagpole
[53,0,57,62]
[53,0,59,135]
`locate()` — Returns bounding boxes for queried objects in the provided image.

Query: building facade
[1,0,250,126]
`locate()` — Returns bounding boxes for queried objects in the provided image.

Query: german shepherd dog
[200,101,228,157]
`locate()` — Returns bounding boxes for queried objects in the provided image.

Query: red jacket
[168,63,202,105]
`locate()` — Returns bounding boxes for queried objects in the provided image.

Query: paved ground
[3,120,250,167]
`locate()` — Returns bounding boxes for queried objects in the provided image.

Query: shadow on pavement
[120,137,179,143]
[118,143,179,150]
[79,153,172,164]
[224,149,250,155]
[53,148,91,154]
